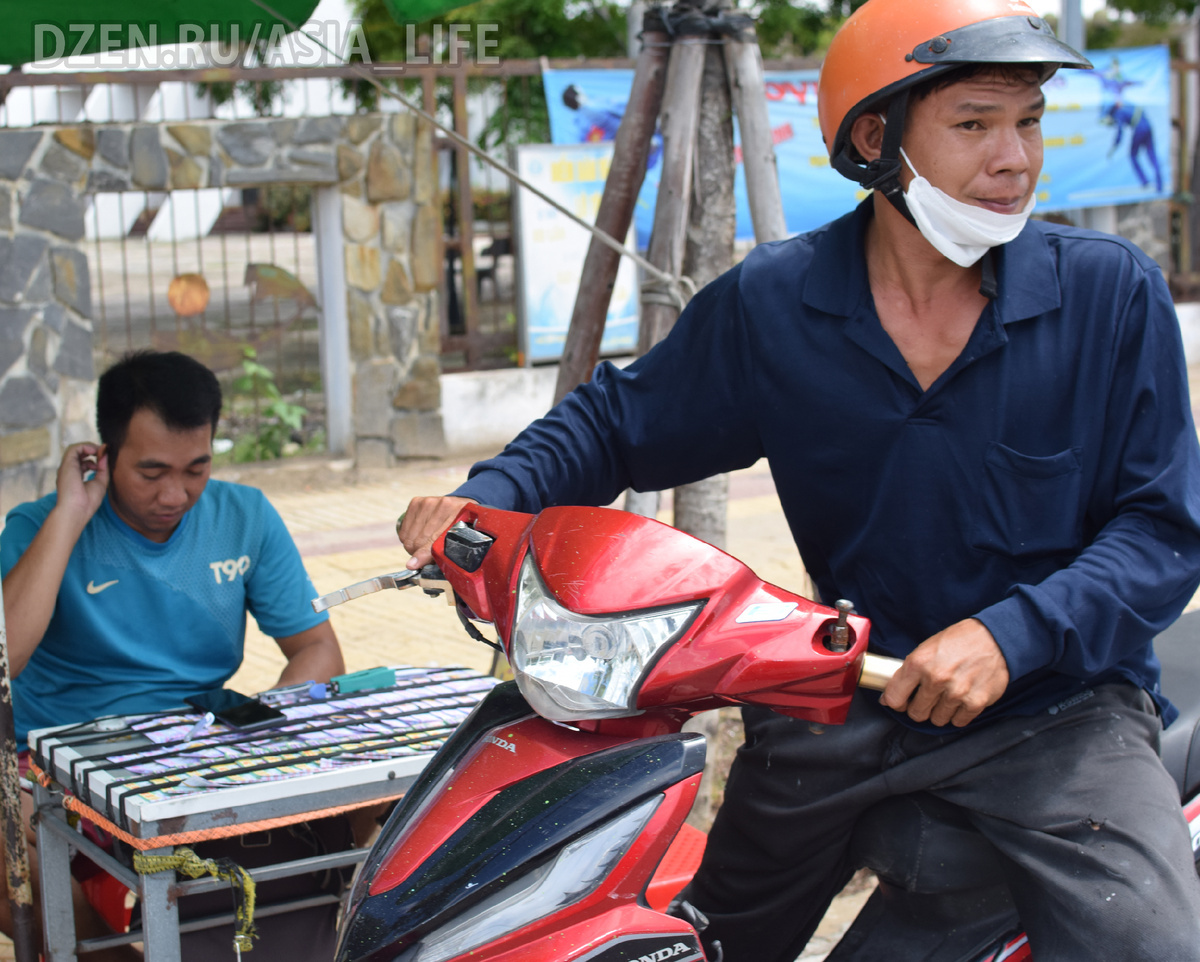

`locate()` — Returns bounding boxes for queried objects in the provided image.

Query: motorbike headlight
[510,555,701,722]
[397,795,660,962]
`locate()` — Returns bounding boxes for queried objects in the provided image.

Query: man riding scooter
[398,0,1200,958]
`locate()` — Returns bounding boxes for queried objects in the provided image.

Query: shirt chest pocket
[969,442,1084,560]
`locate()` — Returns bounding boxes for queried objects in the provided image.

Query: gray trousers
[680,683,1200,962]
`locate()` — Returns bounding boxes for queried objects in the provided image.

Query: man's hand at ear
[2,443,111,676]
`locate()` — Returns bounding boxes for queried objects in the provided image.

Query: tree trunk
[674,31,740,835]
[725,31,788,244]
[636,34,706,354]
[673,38,736,552]
[553,17,671,404]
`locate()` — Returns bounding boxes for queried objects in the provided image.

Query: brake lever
[311,569,421,612]
[311,564,455,612]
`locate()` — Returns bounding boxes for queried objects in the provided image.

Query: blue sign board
[543,45,1172,245]
[513,142,641,363]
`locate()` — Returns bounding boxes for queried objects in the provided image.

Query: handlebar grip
[859,653,902,691]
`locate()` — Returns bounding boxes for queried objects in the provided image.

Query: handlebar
[858,653,902,692]
[312,563,905,693]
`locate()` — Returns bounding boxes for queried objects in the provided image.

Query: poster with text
[514,142,641,364]
[543,46,1171,244]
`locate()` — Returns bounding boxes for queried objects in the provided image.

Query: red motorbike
[317,504,1200,962]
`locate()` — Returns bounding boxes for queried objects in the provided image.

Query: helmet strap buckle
[861,94,918,228]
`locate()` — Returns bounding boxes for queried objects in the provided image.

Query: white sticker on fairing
[735,602,799,624]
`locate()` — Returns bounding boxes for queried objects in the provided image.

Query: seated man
[0,350,344,960]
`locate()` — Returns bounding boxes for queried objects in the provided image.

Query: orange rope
[27,761,402,851]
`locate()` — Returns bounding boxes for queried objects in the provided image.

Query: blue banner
[543,45,1171,245]
[1039,46,1171,208]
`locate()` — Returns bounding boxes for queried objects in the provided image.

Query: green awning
[1,0,323,66]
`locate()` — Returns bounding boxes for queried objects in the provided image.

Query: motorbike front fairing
[334,504,871,962]
[337,683,707,962]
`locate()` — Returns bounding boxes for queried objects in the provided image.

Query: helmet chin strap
[861,94,918,229]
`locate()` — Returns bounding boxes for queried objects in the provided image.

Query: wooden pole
[725,23,788,244]
[637,24,708,354]
[0,577,38,962]
[618,4,707,519]
[552,13,671,406]
[619,5,710,518]
[723,16,816,597]
[672,19,737,552]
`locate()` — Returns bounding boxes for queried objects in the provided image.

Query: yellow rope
[132,847,257,954]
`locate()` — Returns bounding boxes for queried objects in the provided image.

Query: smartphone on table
[185,688,287,731]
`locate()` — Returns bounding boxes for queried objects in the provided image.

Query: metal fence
[0,61,576,386]
[86,185,324,459]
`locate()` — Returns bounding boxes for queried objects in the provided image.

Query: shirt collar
[802,197,1062,325]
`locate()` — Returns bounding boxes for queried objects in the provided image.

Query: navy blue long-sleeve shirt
[455,201,1200,728]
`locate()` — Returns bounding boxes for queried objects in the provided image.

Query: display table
[28,666,496,962]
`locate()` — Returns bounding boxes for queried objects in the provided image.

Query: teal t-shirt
[0,479,328,742]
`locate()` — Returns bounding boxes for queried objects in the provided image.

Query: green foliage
[474,75,551,149]
[822,0,870,18]
[350,0,626,144]
[1091,16,1177,49]
[1044,9,1180,51]
[753,0,834,58]
[201,79,283,117]
[231,347,311,462]
[353,0,626,61]
[256,185,313,232]
[195,38,286,117]
[1107,0,1197,25]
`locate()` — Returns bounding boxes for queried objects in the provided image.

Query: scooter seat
[852,791,1007,894]
[1153,609,1200,800]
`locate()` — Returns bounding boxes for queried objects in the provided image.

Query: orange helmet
[818,0,1090,195]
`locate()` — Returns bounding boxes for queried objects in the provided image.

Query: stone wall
[1115,200,1170,271]
[1041,199,1172,272]
[0,112,444,514]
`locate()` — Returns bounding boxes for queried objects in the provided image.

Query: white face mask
[899,147,1035,267]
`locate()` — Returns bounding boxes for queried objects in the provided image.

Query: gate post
[312,186,353,456]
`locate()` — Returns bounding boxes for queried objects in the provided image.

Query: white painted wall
[1175,303,1200,365]
[440,357,635,455]
[440,365,559,454]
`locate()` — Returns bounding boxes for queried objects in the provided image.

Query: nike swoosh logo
[86,579,119,595]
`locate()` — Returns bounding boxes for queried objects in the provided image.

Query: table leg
[32,782,78,962]
[139,846,181,962]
